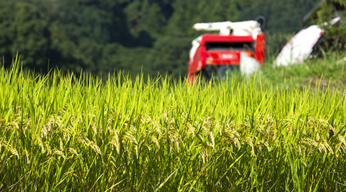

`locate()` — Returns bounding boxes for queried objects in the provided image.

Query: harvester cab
[188,19,266,82]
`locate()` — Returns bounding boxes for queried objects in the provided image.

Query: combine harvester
[187,18,266,82]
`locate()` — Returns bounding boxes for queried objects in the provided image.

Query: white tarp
[240,52,261,76]
[275,25,323,66]
[275,17,340,66]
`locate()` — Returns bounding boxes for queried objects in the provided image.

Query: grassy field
[261,54,346,90]
[1,56,346,191]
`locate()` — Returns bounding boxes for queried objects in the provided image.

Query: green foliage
[317,0,346,46]
[124,0,166,38]
[100,43,150,76]
[0,1,50,69]
[168,0,240,36]
[239,0,317,33]
[146,36,191,78]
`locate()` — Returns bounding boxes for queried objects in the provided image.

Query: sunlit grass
[0,57,346,191]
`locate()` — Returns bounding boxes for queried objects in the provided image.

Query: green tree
[124,0,165,38]
[146,36,191,79]
[0,1,50,70]
[40,0,133,73]
[167,0,240,37]
[100,43,150,77]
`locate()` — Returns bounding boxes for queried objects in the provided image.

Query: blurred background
[0,0,334,79]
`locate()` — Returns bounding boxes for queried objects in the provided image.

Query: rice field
[1,58,346,191]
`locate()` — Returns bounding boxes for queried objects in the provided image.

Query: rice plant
[0,57,346,191]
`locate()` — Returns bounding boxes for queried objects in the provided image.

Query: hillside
[0,0,320,77]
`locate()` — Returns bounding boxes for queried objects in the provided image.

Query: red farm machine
[187,19,266,82]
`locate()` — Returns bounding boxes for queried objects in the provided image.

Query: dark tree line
[0,0,322,78]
